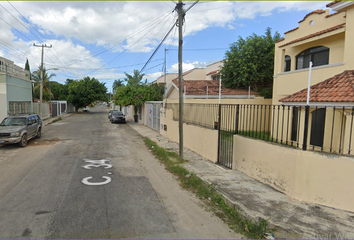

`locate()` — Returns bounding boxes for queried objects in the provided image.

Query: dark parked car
[110,111,126,123]
[0,114,42,147]
[108,110,119,119]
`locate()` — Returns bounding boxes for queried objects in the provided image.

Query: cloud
[0,0,331,85]
[169,61,207,73]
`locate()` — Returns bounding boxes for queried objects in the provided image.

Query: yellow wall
[206,61,223,80]
[272,6,354,105]
[155,73,178,86]
[183,68,206,80]
[161,108,219,162]
[233,135,354,212]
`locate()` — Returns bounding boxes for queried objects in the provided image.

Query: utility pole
[33,43,52,119]
[177,0,184,160]
[164,48,167,114]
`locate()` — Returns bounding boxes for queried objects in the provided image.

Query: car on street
[110,111,126,123]
[83,107,90,112]
[0,114,42,147]
[108,110,119,119]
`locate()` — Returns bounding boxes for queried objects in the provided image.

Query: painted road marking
[81,176,112,186]
[81,159,112,186]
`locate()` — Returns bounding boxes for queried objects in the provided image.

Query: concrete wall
[155,73,178,86]
[161,108,219,163]
[0,75,6,121]
[233,135,354,212]
[206,61,223,80]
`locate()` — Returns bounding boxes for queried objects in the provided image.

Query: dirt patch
[30,138,61,146]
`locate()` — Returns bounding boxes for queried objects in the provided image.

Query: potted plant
[134,105,139,122]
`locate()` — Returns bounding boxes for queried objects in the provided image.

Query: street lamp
[47,68,59,118]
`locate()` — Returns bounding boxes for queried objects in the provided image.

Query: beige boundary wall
[233,135,354,212]
[161,108,219,163]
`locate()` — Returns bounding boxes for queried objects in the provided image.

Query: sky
[0,1,332,93]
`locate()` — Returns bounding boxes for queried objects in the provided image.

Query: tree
[25,59,34,101]
[31,66,56,101]
[124,69,146,86]
[67,76,107,111]
[220,27,281,98]
[49,81,67,100]
[112,79,124,91]
[113,83,164,114]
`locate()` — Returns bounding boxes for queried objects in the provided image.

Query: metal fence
[168,103,354,157]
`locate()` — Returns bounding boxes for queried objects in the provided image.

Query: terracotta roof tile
[284,27,299,35]
[280,70,354,103]
[172,80,258,96]
[279,23,345,48]
[275,38,285,44]
[298,10,326,23]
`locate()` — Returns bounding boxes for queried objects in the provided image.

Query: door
[217,105,239,169]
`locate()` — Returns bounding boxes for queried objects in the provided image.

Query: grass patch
[238,131,271,141]
[144,138,272,239]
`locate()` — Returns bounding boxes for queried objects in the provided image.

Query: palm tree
[32,66,56,101]
[124,69,145,86]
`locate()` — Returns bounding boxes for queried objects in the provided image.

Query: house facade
[0,57,33,121]
[273,2,354,104]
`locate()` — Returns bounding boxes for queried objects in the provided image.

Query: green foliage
[124,69,146,86]
[112,79,124,91]
[143,138,272,239]
[221,27,281,98]
[49,81,67,100]
[114,83,164,109]
[67,76,107,110]
[31,66,57,101]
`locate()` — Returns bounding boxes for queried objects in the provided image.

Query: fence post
[302,105,310,150]
[235,104,239,134]
[217,104,221,164]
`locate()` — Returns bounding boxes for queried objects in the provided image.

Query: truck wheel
[19,134,27,147]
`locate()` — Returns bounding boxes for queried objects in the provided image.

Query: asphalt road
[0,105,242,239]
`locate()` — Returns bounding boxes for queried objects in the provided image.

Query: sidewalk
[42,113,71,128]
[127,121,354,239]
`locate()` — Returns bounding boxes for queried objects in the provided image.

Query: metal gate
[217,104,239,169]
[146,102,162,132]
[51,103,58,117]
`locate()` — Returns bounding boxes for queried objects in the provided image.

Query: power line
[139,21,177,74]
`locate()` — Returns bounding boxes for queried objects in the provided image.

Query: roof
[280,70,354,103]
[298,9,326,23]
[172,80,258,96]
[279,23,345,48]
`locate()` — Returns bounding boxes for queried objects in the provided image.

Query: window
[212,75,220,81]
[296,46,329,70]
[284,55,291,72]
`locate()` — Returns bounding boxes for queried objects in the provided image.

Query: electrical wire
[139,21,176,74]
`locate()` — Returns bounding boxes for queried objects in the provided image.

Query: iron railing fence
[167,103,354,157]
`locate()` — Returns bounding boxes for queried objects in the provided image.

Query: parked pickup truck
[0,114,42,147]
